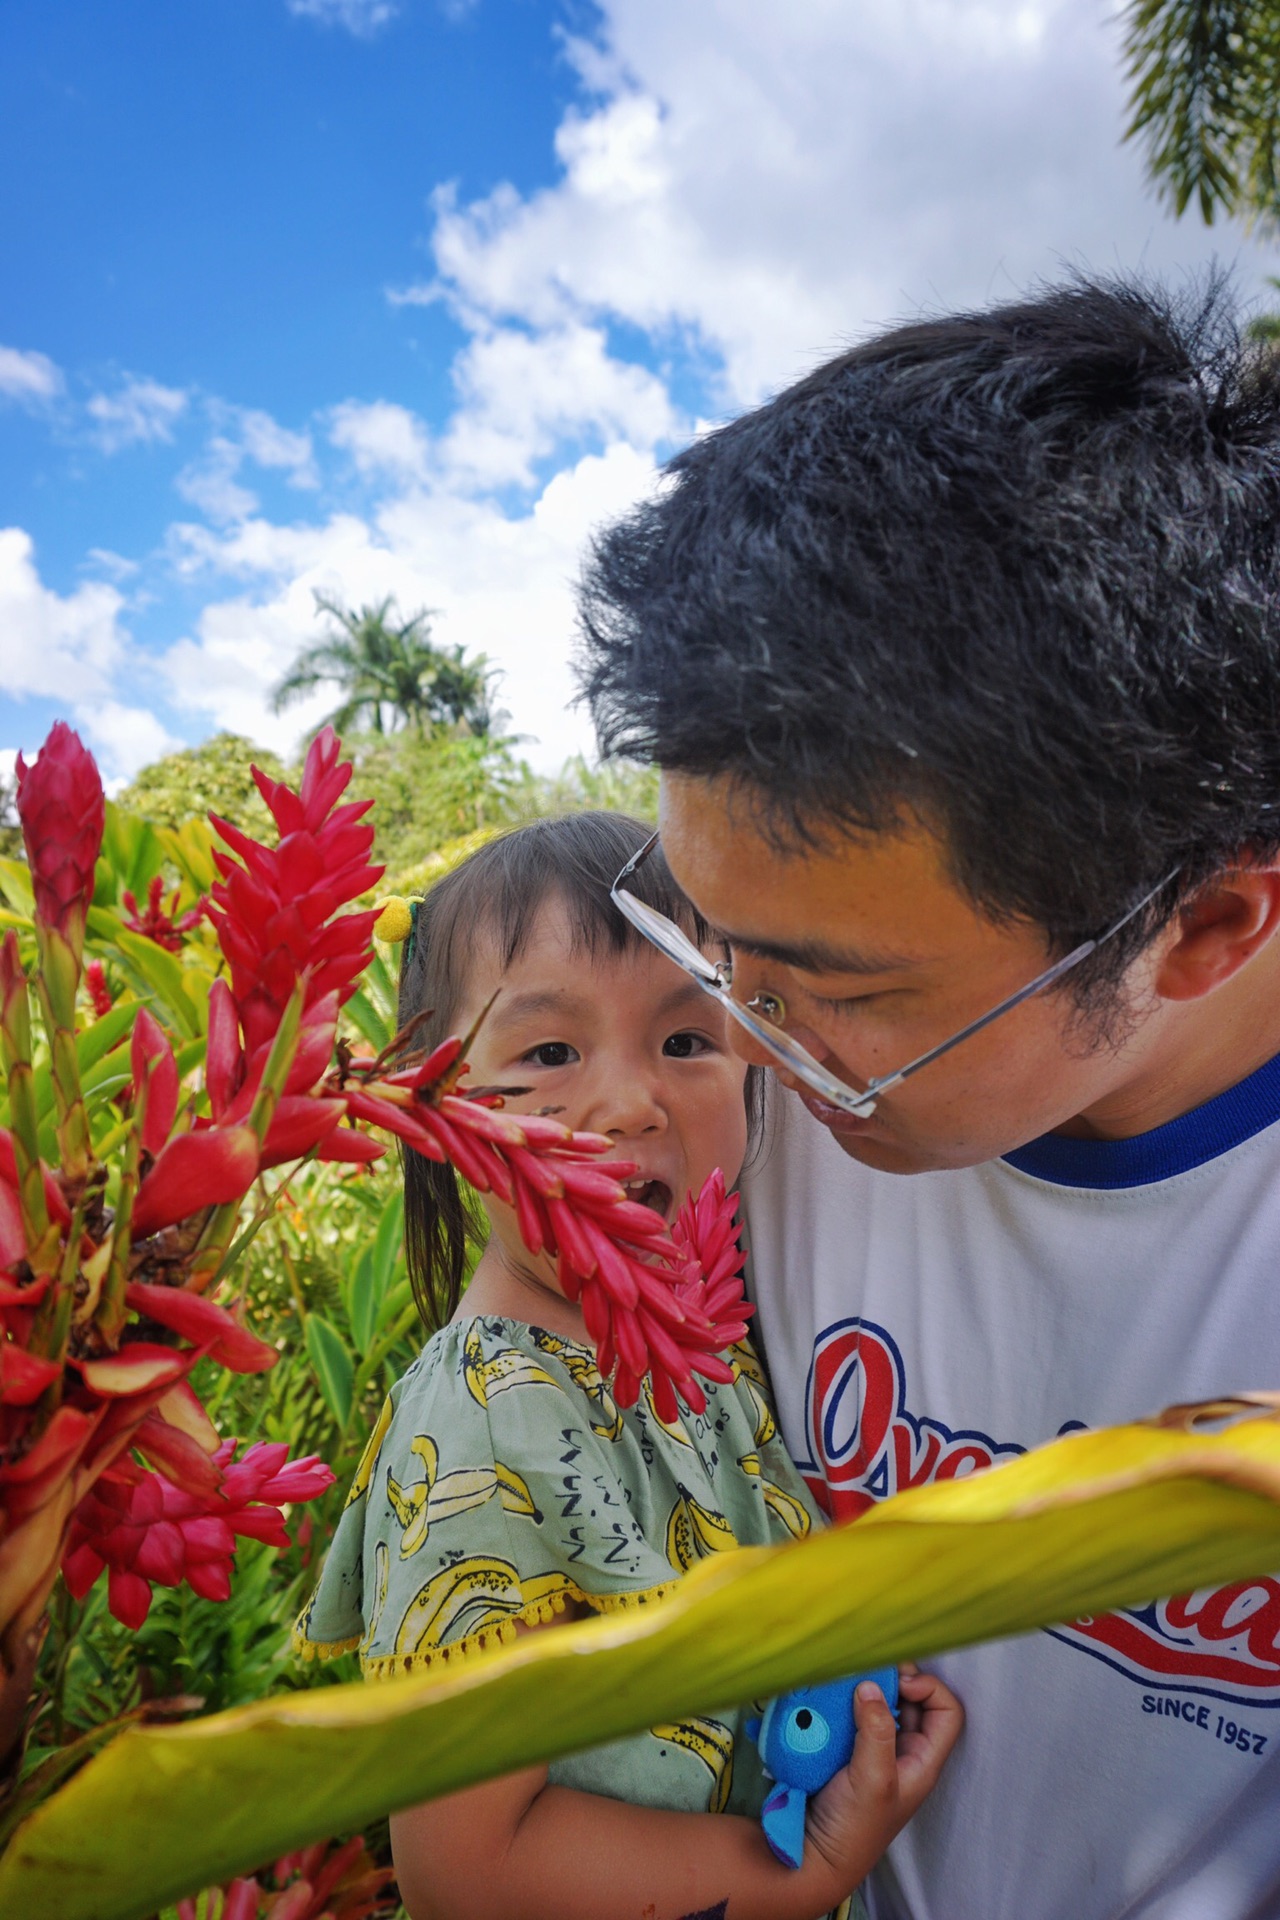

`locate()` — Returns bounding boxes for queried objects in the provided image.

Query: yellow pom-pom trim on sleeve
[373,896,414,944]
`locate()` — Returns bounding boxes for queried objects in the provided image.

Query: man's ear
[1154,865,1280,1003]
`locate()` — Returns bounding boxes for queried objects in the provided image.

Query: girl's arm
[390,1668,962,1920]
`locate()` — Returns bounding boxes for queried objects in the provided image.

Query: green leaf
[99,803,167,903]
[348,1191,404,1354]
[303,1313,354,1429]
[0,859,33,917]
[342,982,395,1056]
[157,818,220,898]
[8,1400,1280,1919]
[32,1003,136,1125]
[85,914,205,1039]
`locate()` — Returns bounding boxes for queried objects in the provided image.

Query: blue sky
[2,0,1274,784]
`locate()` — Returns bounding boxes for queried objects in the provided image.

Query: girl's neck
[453,1240,589,1342]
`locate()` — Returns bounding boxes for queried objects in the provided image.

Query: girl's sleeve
[296,1321,680,1680]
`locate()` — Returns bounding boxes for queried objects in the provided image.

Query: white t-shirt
[742,1058,1280,1920]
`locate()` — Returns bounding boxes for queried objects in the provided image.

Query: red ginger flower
[84,959,112,1019]
[204,727,384,1166]
[62,1439,334,1629]
[344,1037,751,1416]
[14,721,104,949]
[121,874,205,952]
[177,1837,398,1920]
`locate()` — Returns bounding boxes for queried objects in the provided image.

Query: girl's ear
[1153,865,1280,1002]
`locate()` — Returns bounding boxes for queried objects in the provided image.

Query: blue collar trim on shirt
[1000,1047,1280,1190]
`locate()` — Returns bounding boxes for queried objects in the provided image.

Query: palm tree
[1121,0,1280,226]
[271,594,498,738]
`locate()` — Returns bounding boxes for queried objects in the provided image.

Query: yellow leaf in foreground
[5,1397,1280,1920]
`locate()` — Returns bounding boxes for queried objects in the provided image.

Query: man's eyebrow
[712,928,920,976]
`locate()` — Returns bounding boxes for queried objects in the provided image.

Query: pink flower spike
[131,1125,259,1240]
[131,1006,180,1156]
[14,721,105,946]
[107,1565,153,1630]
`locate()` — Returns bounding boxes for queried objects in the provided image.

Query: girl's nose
[586,1071,668,1141]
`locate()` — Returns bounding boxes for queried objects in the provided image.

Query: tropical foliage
[115,737,288,838]
[1121,0,1280,225]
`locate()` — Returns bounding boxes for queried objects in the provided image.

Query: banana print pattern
[665,1489,739,1570]
[530,1328,623,1441]
[344,1393,394,1509]
[385,1435,543,1557]
[395,1557,577,1656]
[464,1325,560,1409]
[297,1314,826,1839]
[650,1717,736,1812]
[737,1451,813,1540]
[732,1343,778,1449]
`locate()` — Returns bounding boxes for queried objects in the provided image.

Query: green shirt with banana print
[295,1314,828,1827]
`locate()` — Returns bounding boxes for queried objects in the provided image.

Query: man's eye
[815,991,877,1014]
[523,1041,577,1068]
[663,1031,709,1059]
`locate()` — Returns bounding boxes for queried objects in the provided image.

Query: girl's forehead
[467,895,709,1023]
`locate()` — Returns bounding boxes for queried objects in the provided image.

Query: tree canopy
[114,732,286,834]
[271,594,498,740]
[1122,1,1280,225]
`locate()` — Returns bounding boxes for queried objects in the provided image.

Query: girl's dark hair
[397,810,761,1334]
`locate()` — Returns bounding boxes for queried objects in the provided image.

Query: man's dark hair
[579,275,1280,998]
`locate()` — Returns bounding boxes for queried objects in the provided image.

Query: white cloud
[286,0,396,34]
[0,346,63,407]
[329,401,431,484]
[77,702,180,783]
[177,439,260,525]
[175,408,317,527]
[440,323,679,486]
[0,527,125,699]
[415,0,1277,408]
[158,442,657,768]
[87,376,188,452]
[236,409,316,485]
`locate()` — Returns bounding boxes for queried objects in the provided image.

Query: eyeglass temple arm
[613,830,661,890]
[860,868,1179,1102]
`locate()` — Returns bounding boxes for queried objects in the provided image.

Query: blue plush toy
[746,1669,899,1869]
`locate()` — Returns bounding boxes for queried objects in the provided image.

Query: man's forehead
[658,770,960,965]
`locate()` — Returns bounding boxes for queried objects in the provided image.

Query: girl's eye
[663,1030,710,1059]
[523,1041,578,1068]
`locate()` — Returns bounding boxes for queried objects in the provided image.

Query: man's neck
[1055,939,1280,1141]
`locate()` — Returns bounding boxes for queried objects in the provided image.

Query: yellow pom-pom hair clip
[373,895,420,964]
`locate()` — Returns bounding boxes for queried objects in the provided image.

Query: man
[582,278,1280,1919]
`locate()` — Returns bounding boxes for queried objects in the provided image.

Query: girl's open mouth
[624,1177,673,1217]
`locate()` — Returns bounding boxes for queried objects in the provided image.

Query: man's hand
[802,1665,964,1902]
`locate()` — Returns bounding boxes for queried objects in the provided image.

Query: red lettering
[934,1442,996,1481]
[892,1419,942,1490]
[1164,1580,1280,1672]
[810,1327,895,1485]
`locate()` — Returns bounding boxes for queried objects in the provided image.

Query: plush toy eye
[783,1705,830,1753]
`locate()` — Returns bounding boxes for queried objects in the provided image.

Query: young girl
[295,813,960,1920]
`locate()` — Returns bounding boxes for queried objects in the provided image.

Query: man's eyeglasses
[611,833,1177,1118]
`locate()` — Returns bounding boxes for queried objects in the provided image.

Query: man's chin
[800,1097,993,1174]
[825,1128,940,1174]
